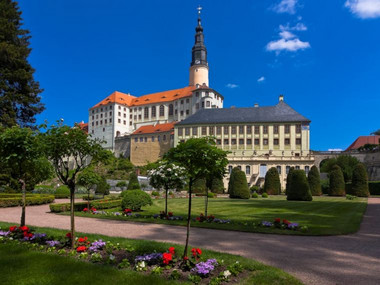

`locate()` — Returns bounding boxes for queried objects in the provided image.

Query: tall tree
[0,0,44,127]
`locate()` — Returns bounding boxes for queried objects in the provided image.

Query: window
[285,125,290,134]
[196,103,200,110]
[105,119,107,124]
[118,112,121,116]
[296,138,302,145]
[138,115,141,120]
[96,115,98,119]
[274,125,279,134]
[181,100,184,105]
[216,139,221,145]
[109,111,112,116]
[263,126,268,134]
[144,107,149,118]
[296,124,301,133]
[216,126,222,135]
[263,139,269,145]
[202,126,207,135]
[159,105,164,116]
[151,106,156,117]
[274,138,279,145]
[130,114,132,119]
[202,101,205,108]
[96,121,98,126]
[206,101,210,107]
[224,126,229,135]
[286,166,290,174]
[231,126,236,134]
[134,115,137,120]
[246,126,252,134]
[92,116,94,120]
[116,131,121,137]
[103,128,105,132]
[129,122,132,126]
[239,126,244,134]
[231,139,236,145]
[92,110,94,114]
[185,127,190,135]
[247,139,252,145]
[123,113,126,118]
[101,108,103,112]
[169,104,174,116]
[192,127,198,135]
[178,128,183,136]
[186,110,189,115]
[123,120,126,125]
[186,98,189,103]
[277,166,282,174]
[92,130,94,134]
[134,137,138,142]
[158,135,160,142]
[254,138,260,145]
[295,166,300,170]
[305,166,310,175]
[105,112,107,117]
[196,92,199,97]
[285,138,290,145]
[255,125,260,133]
[209,126,214,135]
[163,135,166,141]
[237,165,241,170]
[180,111,184,116]
[91,122,94,126]
[175,110,178,115]
[246,166,250,175]
[109,118,112,123]
[239,139,244,145]
[140,137,143,142]
[118,119,121,123]
[144,137,147,143]
[228,166,233,174]
[124,107,126,111]
[101,114,103,118]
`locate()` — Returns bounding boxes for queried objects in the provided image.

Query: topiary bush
[227,167,240,194]
[263,167,281,195]
[121,190,152,211]
[116,181,127,188]
[329,165,346,196]
[351,163,369,197]
[261,192,268,198]
[127,173,140,190]
[252,192,259,198]
[229,168,250,199]
[285,167,295,195]
[55,185,70,198]
[287,170,312,201]
[308,166,322,196]
[321,179,329,194]
[211,177,225,194]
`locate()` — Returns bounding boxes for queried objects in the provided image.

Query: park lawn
[71,196,367,236]
[0,222,302,285]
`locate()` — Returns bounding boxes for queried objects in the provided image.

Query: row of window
[228,165,310,175]
[133,134,173,143]
[178,124,303,136]
[91,105,115,114]
[215,138,302,146]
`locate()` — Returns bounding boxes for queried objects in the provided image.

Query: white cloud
[257,76,265,82]
[345,0,380,18]
[266,24,310,53]
[328,148,343,152]
[226,83,239,89]
[279,23,307,32]
[273,0,298,14]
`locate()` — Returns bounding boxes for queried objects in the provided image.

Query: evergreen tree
[287,170,312,201]
[192,178,206,193]
[227,167,240,194]
[285,167,295,195]
[263,167,281,195]
[0,0,44,127]
[351,163,369,197]
[329,165,345,196]
[229,169,250,199]
[127,172,140,190]
[211,177,225,194]
[308,166,322,196]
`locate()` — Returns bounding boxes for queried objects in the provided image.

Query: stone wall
[114,135,131,158]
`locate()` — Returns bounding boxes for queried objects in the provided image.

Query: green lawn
[0,222,302,285]
[72,196,367,236]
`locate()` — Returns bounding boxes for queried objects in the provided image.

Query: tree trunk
[183,178,193,259]
[165,186,168,216]
[20,179,26,226]
[205,187,209,217]
[87,190,90,211]
[70,188,75,248]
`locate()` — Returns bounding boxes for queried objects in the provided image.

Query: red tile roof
[76,122,88,134]
[346,136,380,151]
[91,91,136,110]
[132,122,176,135]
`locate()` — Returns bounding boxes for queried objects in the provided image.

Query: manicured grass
[71,196,367,235]
[0,222,302,285]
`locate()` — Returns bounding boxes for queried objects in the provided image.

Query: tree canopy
[320,155,360,182]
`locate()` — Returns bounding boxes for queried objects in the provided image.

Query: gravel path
[1,198,379,285]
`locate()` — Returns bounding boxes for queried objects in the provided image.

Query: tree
[287,170,312,201]
[210,177,225,194]
[127,172,140,190]
[329,165,345,196]
[285,167,295,195]
[164,137,228,259]
[0,126,52,226]
[320,155,360,183]
[192,178,206,193]
[77,167,101,209]
[308,166,322,196]
[229,168,250,199]
[96,176,110,197]
[263,167,281,195]
[227,167,240,194]
[0,0,44,127]
[148,160,186,215]
[351,163,369,197]
[41,121,109,248]
[371,129,380,135]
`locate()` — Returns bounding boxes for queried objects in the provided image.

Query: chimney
[279,94,284,102]
[196,84,200,88]
[254,103,259,108]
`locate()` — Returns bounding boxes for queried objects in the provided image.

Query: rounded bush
[252,192,259,198]
[121,190,152,211]
[250,185,260,194]
[151,191,160,197]
[329,165,346,196]
[55,185,70,195]
[287,170,312,201]
[263,167,281,195]
[261,192,269,198]
[351,163,369,197]
[127,173,140,190]
[229,168,250,199]
[116,181,127,188]
[308,166,322,196]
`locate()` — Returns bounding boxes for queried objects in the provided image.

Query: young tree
[164,137,228,259]
[127,172,140,190]
[263,167,281,195]
[77,167,101,210]
[287,170,312,201]
[148,160,186,215]
[308,165,322,196]
[0,0,44,127]
[41,121,109,247]
[351,163,369,197]
[329,165,346,196]
[96,176,110,197]
[0,126,52,226]
[228,168,250,199]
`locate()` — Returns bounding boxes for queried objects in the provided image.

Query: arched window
[245,166,250,175]
[151,106,156,117]
[144,107,149,118]
[116,131,120,137]
[159,105,165,117]
[169,104,174,116]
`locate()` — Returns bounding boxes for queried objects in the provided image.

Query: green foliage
[329,165,346,196]
[263,167,281,195]
[0,195,54,207]
[320,155,360,182]
[210,177,225,194]
[287,170,312,201]
[192,178,206,193]
[91,199,121,210]
[228,167,240,194]
[369,182,380,195]
[262,192,268,198]
[127,173,140,190]
[116,181,127,188]
[77,168,101,192]
[116,158,134,172]
[308,166,322,196]
[55,186,70,196]
[321,179,329,194]
[346,194,357,200]
[151,191,160,197]
[250,185,260,194]
[121,190,152,211]
[96,176,110,196]
[229,168,250,199]
[0,0,44,127]
[252,192,259,198]
[371,129,380,135]
[207,192,216,198]
[351,163,369,197]
[49,202,87,213]
[285,167,295,195]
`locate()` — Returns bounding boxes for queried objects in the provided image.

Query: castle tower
[189,6,209,87]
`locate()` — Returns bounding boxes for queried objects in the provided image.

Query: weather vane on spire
[197,5,202,17]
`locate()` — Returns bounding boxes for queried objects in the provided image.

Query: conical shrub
[287,170,312,201]
[308,166,322,196]
[263,167,281,195]
[229,168,250,199]
[127,172,140,190]
[329,165,345,196]
[351,163,369,197]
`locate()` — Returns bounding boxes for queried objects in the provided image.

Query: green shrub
[321,179,329,194]
[207,192,216,198]
[308,166,322,196]
[55,185,70,198]
[250,185,260,194]
[287,170,312,201]
[211,177,225,194]
[49,202,87,213]
[263,167,281,195]
[351,163,369,197]
[285,167,295,195]
[121,190,152,211]
[192,178,206,194]
[91,199,121,209]
[151,191,160,197]
[82,195,95,201]
[0,195,54,208]
[229,168,250,199]
[329,165,346,196]
[227,167,240,194]
[369,182,380,195]
[252,192,259,198]
[345,182,352,195]
[96,176,110,196]
[116,181,127,188]
[346,194,357,200]
[127,173,140,190]
[261,192,268,198]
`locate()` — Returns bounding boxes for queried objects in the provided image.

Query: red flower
[283,219,290,225]
[196,217,200,221]
[183,256,189,261]
[9,226,18,232]
[91,207,96,212]
[168,212,173,217]
[168,247,175,254]
[83,208,88,212]
[274,218,281,223]
[124,208,132,213]
[23,231,33,238]
[196,248,202,255]
[162,252,172,265]
[20,226,29,232]
[78,237,88,243]
[191,248,202,258]
[76,246,87,252]
[66,232,72,239]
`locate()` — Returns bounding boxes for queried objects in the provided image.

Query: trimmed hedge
[351,163,369,197]
[287,170,312,201]
[0,195,55,208]
[121,190,152,211]
[329,165,346,196]
[308,166,322,196]
[49,199,122,213]
[263,167,281,195]
[91,199,121,209]
[369,182,380,195]
[229,168,250,199]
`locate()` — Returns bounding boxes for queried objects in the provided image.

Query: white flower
[223,270,231,278]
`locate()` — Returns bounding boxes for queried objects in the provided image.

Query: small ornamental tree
[77,168,101,209]
[148,160,186,215]
[329,165,346,196]
[285,167,295,195]
[308,165,322,196]
[229,168,250,199]
[263,167,281,195]
[287,170,312,201]
[127,172,140,190]
[41,121,110,248]
[0,126,52,226]
[121,190,152,211]
[351,163,369,197]
[96,176,110,197]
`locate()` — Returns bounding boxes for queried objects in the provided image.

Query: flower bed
[0,225,248,285]
[258,218,307,231]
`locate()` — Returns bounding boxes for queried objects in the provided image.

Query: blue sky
[17,0,380,150]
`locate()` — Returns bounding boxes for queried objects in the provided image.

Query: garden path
[0,198,379,285]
